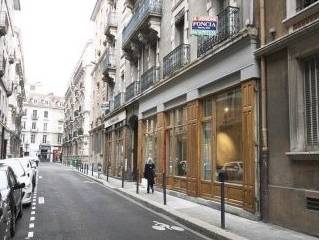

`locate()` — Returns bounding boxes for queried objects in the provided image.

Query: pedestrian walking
[144,157,155,194]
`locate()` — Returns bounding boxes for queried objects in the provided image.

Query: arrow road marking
[152,221,184,231]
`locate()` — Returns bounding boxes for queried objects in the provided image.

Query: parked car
[0,164,25,238]
[18,158,37,190]
[0,160,32,206]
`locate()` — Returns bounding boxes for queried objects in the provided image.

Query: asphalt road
[13,163,210,240]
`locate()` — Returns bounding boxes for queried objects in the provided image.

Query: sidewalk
[72,166,317,240]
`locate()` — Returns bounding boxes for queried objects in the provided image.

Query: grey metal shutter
[304,55,319,149]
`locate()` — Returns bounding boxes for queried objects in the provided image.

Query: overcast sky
[16,0,95,97]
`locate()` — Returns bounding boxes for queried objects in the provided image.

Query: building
[89,0,260,213]
[90,0,121,171]
[62,41,94,166]
[7,29,26,158]
[0,0,23,159]
[21,83,64,161]
[255,0,318,236]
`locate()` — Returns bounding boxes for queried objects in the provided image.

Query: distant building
[21,84,64,161]
[62,41,94,165]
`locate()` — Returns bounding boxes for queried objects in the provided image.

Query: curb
[73,168,248,240]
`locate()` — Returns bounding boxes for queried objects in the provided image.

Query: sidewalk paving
[71,166,317,240]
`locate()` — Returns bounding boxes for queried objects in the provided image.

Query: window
[42,135,47,144]
[32,110,37,118]
[31,134,35,143]
[58,134,62,144]
[201,98,213,180]
[44,111,48,118]
[32,122,36,130]
[22,121,26,129]
[166,106,187,177]
[21,134,25,143]
[216,88,242,183]
[43,123,47,131]
[303,56,318,150]
[23,108,27,116]
[143,117,157,167]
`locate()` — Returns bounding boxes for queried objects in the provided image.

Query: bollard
[136,169,139,194]
[92,163,94,176]
[219,170,226,229]
[86,164,89,174]
[106,165,109,182]
[121,165,125,188]
[163,172,167,205]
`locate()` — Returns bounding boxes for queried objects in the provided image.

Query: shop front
[139,80,257,212]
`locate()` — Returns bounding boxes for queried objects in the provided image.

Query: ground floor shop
[137,80,258,212]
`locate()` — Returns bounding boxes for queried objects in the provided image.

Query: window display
[143,117,157,166]
[215,88,242,183]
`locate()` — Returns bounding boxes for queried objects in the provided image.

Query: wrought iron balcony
[122,0,162,48]
[163,44,190,78]
[125,81,140,102]
[104,11,118,37]
[0,11,8,36]
[296,0,318,11]
[102,53,116,75]
[114,92,124,109]
[141,66,160,92]
[197,6,240,57]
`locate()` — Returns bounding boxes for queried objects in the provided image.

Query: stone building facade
[255,0,319,236]
[21,84,64,161]
[63,41,94,166]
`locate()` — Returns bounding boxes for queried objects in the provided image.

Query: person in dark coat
[144,157,155,193]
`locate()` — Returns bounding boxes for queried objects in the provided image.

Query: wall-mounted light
[224,107,229,113]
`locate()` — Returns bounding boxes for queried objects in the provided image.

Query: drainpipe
[259,0,269,222]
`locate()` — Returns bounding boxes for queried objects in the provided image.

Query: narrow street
[13,163,209,240]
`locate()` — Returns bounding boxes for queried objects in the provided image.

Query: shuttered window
[304,55,319,149]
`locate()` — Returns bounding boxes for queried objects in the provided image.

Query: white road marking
[32,207,36,210]
[39,176,42,179]
[152,221,185,232]
[32,202,36,206]
[31,211,35,215]
[29,223,34,229]
[38,197,45,204]
[30,216,35,221]
[27,232,33,238]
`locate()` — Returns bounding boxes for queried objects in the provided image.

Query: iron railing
[141,66,160,92]
[197,6,240,57]
[0,11,8,36]
[114,92,124,109]
[102,53,116,74]
[163,44,190,78]
[125,81,140,102]
[122,0,162,47]
[104,11,118,35]
[296,0,318,11]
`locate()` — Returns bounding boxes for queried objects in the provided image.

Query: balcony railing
[141,66,160,92]
[163,44,190,78]
[104,11,118,35]
[122,0,162,47]
[125,81,140,102]
[114,92,124,109]
[296,0,318,11]
[0,11,8,36]
[102,53,116,74]
[197,6,240,57]
[32,115,38,120]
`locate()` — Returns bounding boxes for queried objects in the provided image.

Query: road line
[29,223,34,229]
[31,211,35,215]
[38,197,44,204]
[30,216,35,221]
[32,206,36,210]
[27,232,33,238]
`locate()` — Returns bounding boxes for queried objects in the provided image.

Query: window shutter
[304,56,319,149]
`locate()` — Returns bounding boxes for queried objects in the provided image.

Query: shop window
[166,106,187,177]
[143,117,157,166]
[201,98,213,181]
[216,88,242,183]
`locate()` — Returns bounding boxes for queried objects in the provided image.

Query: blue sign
[192,16,218,36]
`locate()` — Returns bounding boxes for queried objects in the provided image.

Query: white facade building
[63,41,94,165]
[21,83,64,161]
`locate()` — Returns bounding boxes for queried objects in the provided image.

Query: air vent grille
[306,197,319,211]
